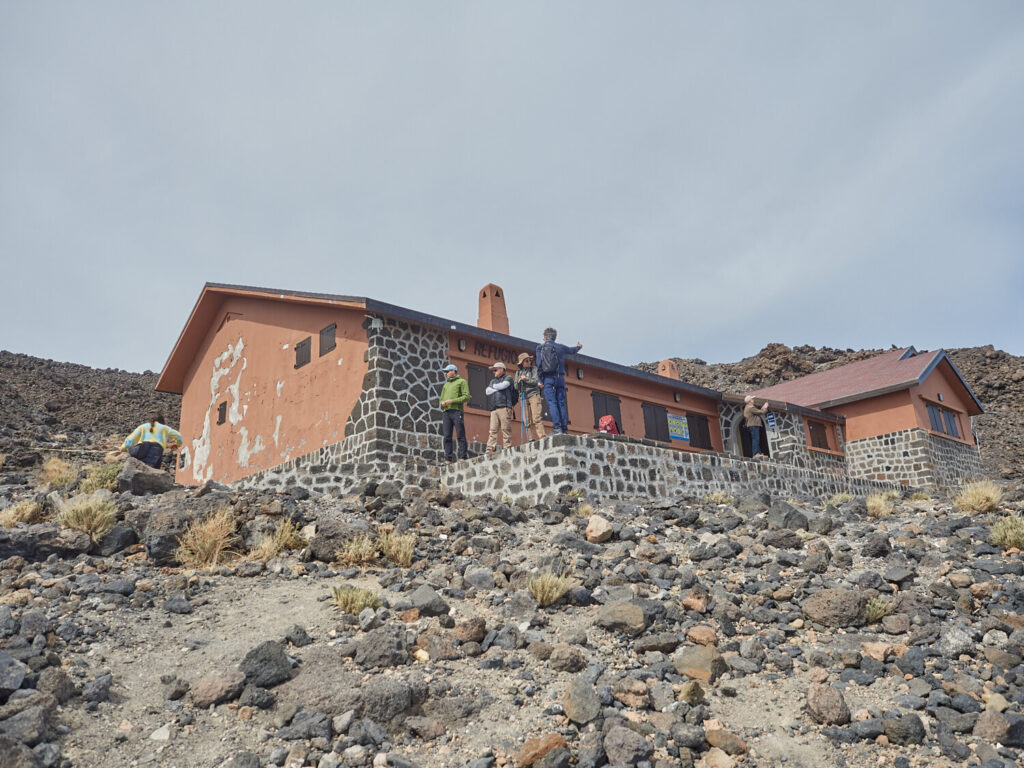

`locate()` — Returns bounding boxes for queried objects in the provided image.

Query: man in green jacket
[439,364,470,462]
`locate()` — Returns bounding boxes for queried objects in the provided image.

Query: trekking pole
[520,390,526,444]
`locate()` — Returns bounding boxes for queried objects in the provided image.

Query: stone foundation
[845,428,983,487]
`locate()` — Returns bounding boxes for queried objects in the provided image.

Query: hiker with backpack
[514,352,545,441]
[484,361,516,452]
[536,328,582,435]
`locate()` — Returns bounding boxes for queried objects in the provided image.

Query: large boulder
[766,501,808,531]
[801,589,869,627]
[0,524,91,562]
[806,684,850,725]
[117,458,174,495]
[240,641,293,688]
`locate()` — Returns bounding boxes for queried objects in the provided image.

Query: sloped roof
[747,347,984,414]
[157,282,722,401]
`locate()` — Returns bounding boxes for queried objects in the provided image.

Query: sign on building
[667,413,689,441]
[765,411,780,439]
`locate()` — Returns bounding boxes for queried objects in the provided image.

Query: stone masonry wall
[345,316,450,438]
[844,427,981,487]
[440,432,901,505]
[720,403,846,476]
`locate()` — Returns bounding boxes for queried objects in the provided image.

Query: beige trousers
[487,407,513,450]
[524,393,546,441]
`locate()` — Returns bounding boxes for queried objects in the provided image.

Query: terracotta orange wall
[910,361,977,445]
[177,297,368,485]
[447,333,721,451]
[825,390,916,442]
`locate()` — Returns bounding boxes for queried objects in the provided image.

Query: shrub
[826,492,854,507]
[863,597,894,624]
[337,535,379,567]
[955,480,1003,513]
[176,507,238,568]
[990,514,1024,550]
[705,491,734,505]
[249,518,307,562]
[909,491,931,501]
[566,488,584,500]
[575,502,594,518]
[866,494,893,519]
[79,462,121,493]
[58,498,116,541]
[332,585,380,615]
[377,528,416,567]
[527,571,574,608]
[0,500,47,528]
[41,458,77,487]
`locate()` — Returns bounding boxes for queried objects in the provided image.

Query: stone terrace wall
[440,432,901,505]
[843,427,982,488]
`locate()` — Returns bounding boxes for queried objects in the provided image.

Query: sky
[2,2,1023,375]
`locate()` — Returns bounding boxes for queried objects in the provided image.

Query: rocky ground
[1,453,1023,768]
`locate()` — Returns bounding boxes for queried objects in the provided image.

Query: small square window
[807,419,830,450]
[294,337,311,369]
[217,402,227,425]
[319,324,336,356]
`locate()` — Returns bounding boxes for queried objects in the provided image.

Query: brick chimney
[477,283,509,335]
[658,359,680,379]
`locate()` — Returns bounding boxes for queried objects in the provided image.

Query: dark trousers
[749,425,763,455]
[442,410,468,460]
[130,441,164,468]
[542,376,569,433]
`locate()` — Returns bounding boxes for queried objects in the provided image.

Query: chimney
[477,283,509,335]
[658,359,680,379]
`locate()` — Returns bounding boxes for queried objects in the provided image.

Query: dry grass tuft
[79,462,121,493]
[866,493,894,519]
[0,500,47,528]
[58,498,116,541]
[41,458,77,487]
[527,571,574,608]
[990,514,1024,550]
[909,491,931,501]
[863,597,894,624]
[955,480,1003,513]
[826,492,854,507]
[176,507,238,568]
[575,502,594,518]
[377,528,416,567]
[337,535,380,567]
[249,518,307,562]
[705,491,734,506]
[332,585,381,615]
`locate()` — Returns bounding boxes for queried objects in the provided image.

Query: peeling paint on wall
[273,415,282,447]
[276,380,284,397]
[193,337,246,483]
[179,446,191,470]
[237,426,266,467]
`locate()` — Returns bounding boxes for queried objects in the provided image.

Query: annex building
[155,283,984,503]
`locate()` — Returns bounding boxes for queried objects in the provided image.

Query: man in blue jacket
[536,327,582,435]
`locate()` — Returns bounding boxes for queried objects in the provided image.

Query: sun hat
[517,352,531,364]
[443,364,458,372]
[490,361,506,370]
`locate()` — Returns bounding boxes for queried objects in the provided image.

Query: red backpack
[598,415,619,434]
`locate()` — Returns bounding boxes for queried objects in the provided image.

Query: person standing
[743,395,770,458]
[536,328,582,435]
[439,364,470,462]
[122,414,183,469]
[485,362,516,452]
[514,352,546,441]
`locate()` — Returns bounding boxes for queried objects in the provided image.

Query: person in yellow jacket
[122,414,183,468]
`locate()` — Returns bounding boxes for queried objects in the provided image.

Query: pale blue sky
[2,2,1022,374]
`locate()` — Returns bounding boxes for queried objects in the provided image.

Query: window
[466,364,490,410]
[319,324,336,356]
[217,402,227,425]
[591,392,622,432]
[642,403,670,442]
[927,404,961,438]
[807,419,830,450]
[294,337,311,369]
[686,412,712,450]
